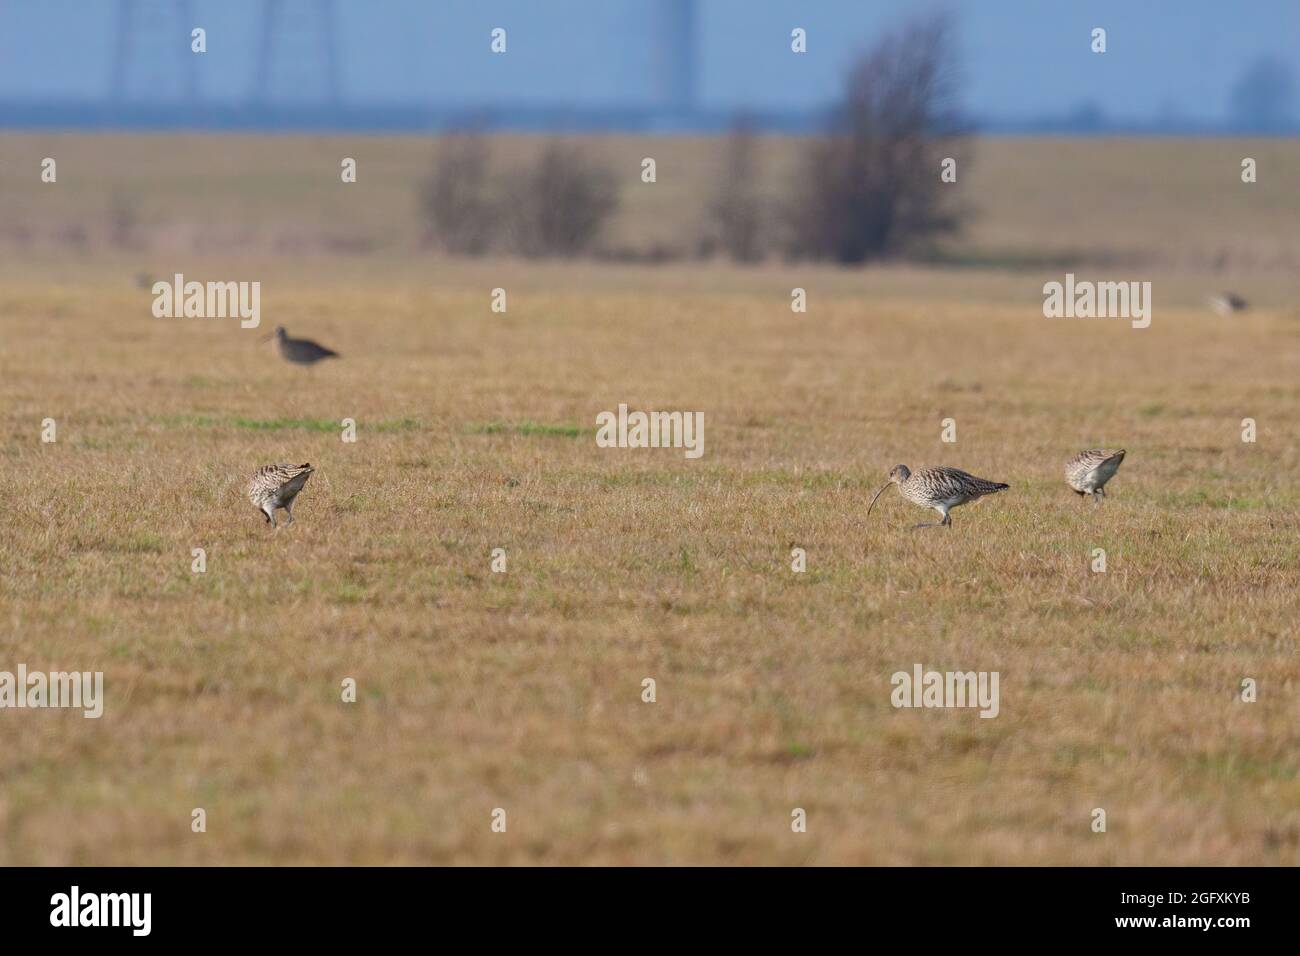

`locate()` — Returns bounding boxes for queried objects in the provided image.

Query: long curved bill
[866,482,892,518]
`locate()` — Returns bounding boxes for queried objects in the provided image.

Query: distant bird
[247,463,315,527]
[1065,449,1126,502]
[867,465,1009,529]
[1208,293,1248,317]
[271,326,339,366]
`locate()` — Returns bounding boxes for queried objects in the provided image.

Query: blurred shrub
[706,121,765,263]
[504,140,620,258]
[784,13,968,264]
[418,132,498,256]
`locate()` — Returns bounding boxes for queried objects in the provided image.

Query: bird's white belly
[1086,461,1119,490]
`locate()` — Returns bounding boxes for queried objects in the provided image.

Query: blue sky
[0,0,1296,124]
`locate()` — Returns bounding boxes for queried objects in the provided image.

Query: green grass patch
[156,414,421,433]
[467,421,585,438]
[912,246,1084,271]
[1159,490,1269,510]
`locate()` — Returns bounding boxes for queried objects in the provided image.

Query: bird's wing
[929,468,976,497]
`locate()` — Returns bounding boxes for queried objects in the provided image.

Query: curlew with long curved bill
[867,464,1009,529]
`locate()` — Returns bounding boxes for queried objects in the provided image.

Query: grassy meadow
[0,134,1298,865]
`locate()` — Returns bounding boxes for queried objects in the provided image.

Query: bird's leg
[1091,491,1102,504]
[940,513,952,527]
[284,500,295,525]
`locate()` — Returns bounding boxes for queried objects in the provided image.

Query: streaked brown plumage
[867,464,1009,528]
[247,463,315,527]
[1065,449,1125,501]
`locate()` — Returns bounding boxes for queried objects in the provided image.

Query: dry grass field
[1,135,1298,865]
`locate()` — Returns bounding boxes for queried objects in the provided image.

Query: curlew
[1207,293,1248,317]
[1065,449,1125,502]
[867,465,1009,529]
[270,326,339,366]
[247,463,315,527]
